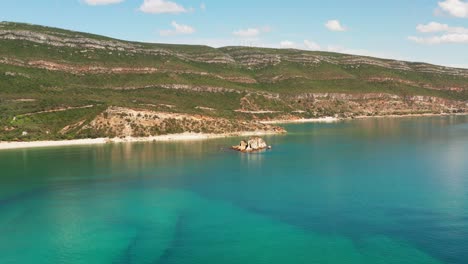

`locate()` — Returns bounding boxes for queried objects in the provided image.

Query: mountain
[1,22,467,141]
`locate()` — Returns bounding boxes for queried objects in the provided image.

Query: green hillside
[0,22,467,141]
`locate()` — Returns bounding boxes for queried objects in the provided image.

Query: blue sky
[1,0,468,68]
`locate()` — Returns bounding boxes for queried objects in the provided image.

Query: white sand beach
[1,113,466,150]
[260,117,340,124]
[0,131,282,150]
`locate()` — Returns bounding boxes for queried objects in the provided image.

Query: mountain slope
[1,22,467,141]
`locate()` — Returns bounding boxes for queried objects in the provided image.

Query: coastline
[1,112,466,150]
[0,130,282,150]
[260,116,340,124]
[261,112,468,124]
[349,112,468,120]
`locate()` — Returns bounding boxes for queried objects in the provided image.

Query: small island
[232,137,272,152]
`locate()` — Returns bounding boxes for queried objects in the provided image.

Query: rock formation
[232,137,271,152]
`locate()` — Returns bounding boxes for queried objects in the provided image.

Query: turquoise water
[0,116,467,264]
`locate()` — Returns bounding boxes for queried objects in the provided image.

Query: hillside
[1,21,467,141]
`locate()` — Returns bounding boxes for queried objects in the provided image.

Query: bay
[0,116,467,264]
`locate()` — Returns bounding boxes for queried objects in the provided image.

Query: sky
[1,0,468,68]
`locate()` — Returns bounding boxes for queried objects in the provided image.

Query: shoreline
[261,112,468,124]
[349,112,468,120]
[1,112,466,150]
[260,116,340,124]
[0,131,282,151]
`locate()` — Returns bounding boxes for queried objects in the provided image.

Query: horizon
[0,0,467,68]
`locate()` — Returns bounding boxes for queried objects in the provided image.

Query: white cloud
[411,21,468,44]
[417,22,450,32]
[233,28,260,38]
[417,22,468,33]
[232,27,270,38]
[200,2,206,11]
[409,34,468,44]
[438,0,468,18]
[303,40,321,50]
[139,0,187,14]
[280,40,296,49]
[160,21,195,36]
[325,20,347,32]
[83,0,124,5]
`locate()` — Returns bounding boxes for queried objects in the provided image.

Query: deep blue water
[0,116,467,264]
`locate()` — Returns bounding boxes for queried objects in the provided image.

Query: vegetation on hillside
[0,22,467,141]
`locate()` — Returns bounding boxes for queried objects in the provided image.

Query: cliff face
[0,22,467,141]
[80,107,285,138]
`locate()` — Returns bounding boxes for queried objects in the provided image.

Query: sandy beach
[1,113,466,150]
[0,131,282,150]
[260,117,340,124]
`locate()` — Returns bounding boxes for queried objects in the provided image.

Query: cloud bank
[160,21,195,36]
[438,0,468,18]
[325,20,347,31]
[410,22,468,44]
[139,0,187,14]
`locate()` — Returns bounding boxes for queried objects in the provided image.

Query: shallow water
[0,116,467,264]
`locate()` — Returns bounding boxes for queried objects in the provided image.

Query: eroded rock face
[232,137,270,152]
[79,107,285,138]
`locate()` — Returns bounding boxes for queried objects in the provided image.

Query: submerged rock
[232,137,271,152]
